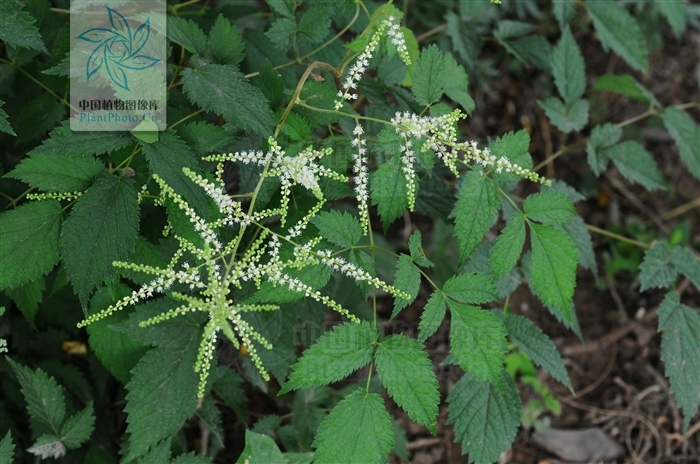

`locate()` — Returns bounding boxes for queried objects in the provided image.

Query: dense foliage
[0,0,698,463]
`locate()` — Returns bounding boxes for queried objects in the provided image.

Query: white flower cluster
[383,16,411,65]
[28,440,65,460]
[351,123,370,232]
[335,22,385,110]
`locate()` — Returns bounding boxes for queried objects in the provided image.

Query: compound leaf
[59,402,95,449]
[6,153,104,193]
[310,211,362,248]
[375,335,440,433]
[586,1,648,72]
[313,390,393,464]
[657,292,700,431]
[586,123,621,176]
[167,16,207,55]
[505,315,572,391]
[453,170,500,263]
[447,371,521,464]
[524,191,576,225]
[207,15,244,66]
[528,223,578,325]
[280,322,377,394]
[6,358,65,432]
[0,200,61,290]
[27,121,134,158]
[0,0,46,52]
[538,97,589,133]
[443,273,498,305]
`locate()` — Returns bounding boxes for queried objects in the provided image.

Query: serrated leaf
[538,97,589,133]
[444,11,482,69]
[280,322,377,394]
[443,53,474,114]
[181,64,275,135]
[6,154,104,193]
[207,15,244,66]
[123,330,200,461]
[670,246,700,291]
[524,191,576,225]
[412,45,445,106]
[657,0,686,38]
[27,120,133,158]
[370,156,412,230]
[255,59,285,109]
[586,1,648,72]
[586,123,622,176]
[448,301,507,385]
[391,254,421,318]
[375,335,439,432]
[553,0,576,28]
[551,26,585,104]
[662,107,700,181]
[604,141,665,190]
[266,17,297,51]
[310,210,362,248]
[529,223,578,324]
[0,200,62,290]
[639,242,675,291]
[167,16,207,55]
[266,0,296,18]
[0,99,15,136]
[0,0,46,52]
[542,180,585,204]
[297,7,331,46]
[27,435,64,460]
[313,389,394,464]
[196,397,224,449]
[5,276,44,326]
[491,212,525,278]
[141,130,209,215]
[177,121,230,156]
[592,74,659,106]
[280,112,312,142]
[60,174,139,305]
[408,230,434,268]
[490,130,532,185]
[59,402,94,449]
[657,292,700,431]
[6,358,65,432]
[453,170,500,262]
[447,371,522,464]
[443,273,498,305]
[172,452,214,464]
[0,431,14,464]
[213,368,248,420]
[14,94,65,147]
[559,215,597,273]
[418,290,446,342]
[236,430,285,464]
[505,315,572,391]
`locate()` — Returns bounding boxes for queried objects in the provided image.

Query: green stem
[0,59,75,111]
[295,102,392,127]
[585,224,650,249]
[170,108,205,129]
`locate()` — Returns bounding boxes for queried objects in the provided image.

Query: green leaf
[443,273,498,305]
[87,286,149,383]
[443,53,474,114]
[27,435,63,460]
[551,26,585,104]
[553,0,576,28]
[447,371,522,464]
[444,11,481,69]
[213,368,248,420]
[0,431,14,464]
[27,121,134,158]
[313,390,394,464]
[6,154,104,193]
[0,200,62,290]
[524,191,576,225]
[670,246,700,292]
[559,216,598,273]
[412,45,446,106]
[657,0,686,38]
[181,64,275,135]
[0,99,15,136]
[172,453,214,464]
[236,430,285,464]
[391,254,421,318]
[657,292,700,431]
[490,130,533,185]
[453,170,500,262]
[5,276,44,326]
[60,174,140,305]
[311,211,362,248]
[207,15,244,66]
[505,315,573,391]
[586,1,648,72]
[59,402,95,449]
[281,112,312,142]
[592,74,659,106]
[280,322,377,394]
[0,0,46,52]
[538,97,589,133]
[297,7,331,46]
[123,330,200,461]
[196,397,224,449]
[255,59,285,109]
[662,107,700,181]
[639,242,675,291]
[177,121,230,156]
[586,123,622,176]
[6,358,65,432]
[266,17,297,51]
[491,212,526,278]
[418,290,446,342]
[529,223,578,324]
[167,16,207,55]
[408,230,434,268]
[141,130,209,215]
[603,141,665,190]
[370,156,412,231]
[448,301,507,385]
[375,334,439,433]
